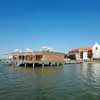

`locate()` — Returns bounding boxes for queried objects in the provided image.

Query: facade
[68,43,100,61]
[7,51,65,66]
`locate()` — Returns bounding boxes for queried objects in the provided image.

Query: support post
[57,62,59,67]
[42,63,44,67]
[42,63,44,72]
[25,63,26,68]
[33,63,34,69]
[50,62,52,66]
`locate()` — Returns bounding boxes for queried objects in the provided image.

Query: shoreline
[83,61,100,64]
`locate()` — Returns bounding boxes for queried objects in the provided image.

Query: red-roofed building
[68,43,100,60]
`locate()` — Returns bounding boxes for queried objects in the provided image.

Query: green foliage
[88,50,93,59]
[68,55,76,60]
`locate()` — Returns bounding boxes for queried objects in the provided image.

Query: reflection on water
[0,63,100,100]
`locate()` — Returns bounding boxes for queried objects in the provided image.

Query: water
[0,63,100,100]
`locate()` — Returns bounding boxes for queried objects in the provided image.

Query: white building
[68,43,100,60]
[92,43,100,59]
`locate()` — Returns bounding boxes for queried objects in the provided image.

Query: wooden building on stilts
[6,51,65,67]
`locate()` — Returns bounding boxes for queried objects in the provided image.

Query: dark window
[13,56,17,60]
[36,55,43,61]
[96,47,98,50]
[80,52,83,59]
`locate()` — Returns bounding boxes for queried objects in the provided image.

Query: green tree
[68,55,76,60]
[88,50,93,60]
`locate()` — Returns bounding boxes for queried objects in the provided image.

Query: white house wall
[68,42,100,60]
[75,53,81,60]
[92,43,100,59]
[83,52,88,60]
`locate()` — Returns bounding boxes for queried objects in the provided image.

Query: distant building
[68,43,100,61]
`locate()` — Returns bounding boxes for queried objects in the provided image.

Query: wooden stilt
[33,63,34,69]
[42,63,44,67]
[41,63,44,72]
[50,62,52,66]
[57,62,59,66]
[25,63,26,68]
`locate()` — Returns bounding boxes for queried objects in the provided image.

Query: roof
[69,47,92,53]
[5,51,65,56]
[6,51,65,63]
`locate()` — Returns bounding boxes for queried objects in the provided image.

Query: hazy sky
[0,0,100,53]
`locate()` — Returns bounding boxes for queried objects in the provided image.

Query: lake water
[0,63,100,100]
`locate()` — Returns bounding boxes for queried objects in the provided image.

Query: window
[36,55,43,61]
[80,52,83,59]
[96,47,98,50]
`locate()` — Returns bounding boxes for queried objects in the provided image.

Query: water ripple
[0,63,100,100]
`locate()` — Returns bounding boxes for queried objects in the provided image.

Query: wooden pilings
[14,61,64,68]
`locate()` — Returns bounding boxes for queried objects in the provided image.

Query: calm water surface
[0,63,100,100]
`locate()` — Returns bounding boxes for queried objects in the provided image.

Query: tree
[88,50,93,60]
[68,55,76,60]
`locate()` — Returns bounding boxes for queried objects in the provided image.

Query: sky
[0,0,100,54]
